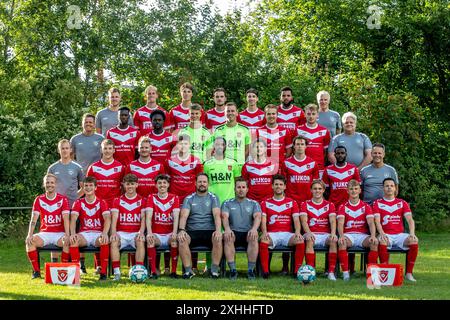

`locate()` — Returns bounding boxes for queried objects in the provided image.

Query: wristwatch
[178,228,186,232]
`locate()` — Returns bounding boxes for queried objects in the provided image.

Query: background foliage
[0,0,448,230]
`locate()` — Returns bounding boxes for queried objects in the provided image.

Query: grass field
[0,232,449,300]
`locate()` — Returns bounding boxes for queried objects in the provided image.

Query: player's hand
[408,234,418,242]
[329,234,338,242]
[369,235,378,245]
[146,233,155,245]
[338,236,347,246]
[304,232,315,242]
[99,232,109,245]
[379,233,389,244]
[177,230,187,243]
[223,230,233,242]
[110,233,119,242]
[294,232,303,242]
[247,228,258,241]
[62,234,71,246]
[70,234,79,245]
[170,232,177,242]
[137,232,145,242]
[25,235,34,246]
[213,230,223,242]
[260,232,269,242]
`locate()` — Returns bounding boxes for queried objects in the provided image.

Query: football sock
[100,244,109,276]
[328,252,337,273]
[135,261,144,266]
[338,249,349,272]
[112,261,120,274]
[306,252,316,267]
[406,244,418,274]
[248,262,256,272]
[184,266,193,274]
[61,251,70,263]
[259,242,270,274]
[164,252,170,270]
[379,244,389,263]
[94,252,100,268]
[227,261,236,271]
[27,250,40,272]
[211,264,219,274]
[69,247,80,263]
[294,243,305,274]
[170,247,178,273]
[147,247,157,273]
[368,250,378,264]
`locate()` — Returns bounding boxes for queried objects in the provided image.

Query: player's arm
[293,214,302,240]
[300,214,314,241]
[26,211,39,246]
[69,211,79,239]
[171,208,180,242]
[260,213,268,241]
[373,212,388,243]
[145,208,154,242]
[138,209,146,240]
[110,209,119,242]
[177,207,190,242]
[249,210,261,241]
[329,214,338,241]
[221,209,233,242]
[358,148,373,171]
[101,211,111,244]
[366,215,377,244]
[405,213,417,241]
[212,206,223,241]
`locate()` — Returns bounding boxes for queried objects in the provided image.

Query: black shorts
[187,230,214,249]
[233,231,249,249]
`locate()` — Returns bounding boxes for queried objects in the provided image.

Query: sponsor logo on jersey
[40,199,63,213]
[151,136,173,147]
[285,161,315,174]
[130,164,161,176]
[327,168,355,180]
[92,166,122,177]
[119,199,142,212]
[109,131,137,143]
[153,197,175,212]
[306,203,329,217]
[81,201,101,217]
[378,202,403,213]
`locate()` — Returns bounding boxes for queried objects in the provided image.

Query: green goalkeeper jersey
[178,126,211,162]
[211,123,251,167]
[203,157,241,204]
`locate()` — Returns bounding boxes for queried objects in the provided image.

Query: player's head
[372,143,385,165]
[334,145,347,163]
[155,174,170,193]
[118,106,131,125]
[57,139,72,159]
[138,136,152,157]
[246,88,259,106]
[150,109,166,131]
[101,139,115,158]
[304,103,319,125]
[264,104,278,125]
[272,174,287,196]
[189,103,203,122]
[347,179,361,200]
[213,88,227,107]
[382,177,397,198]
[177,134,191,154]
[43,173,58,192]
[82,113,96,132]
[196,173,209,193]
[83,176,97,195]
[310,179,326,199]
[212,136,226,157]
[342,112,357,134]
[280,86,293,106]
[108,87,121,107]
[226,102,238,123]
[234,177,248,199]
[180,82,194,101]
[316,90,330,109]
[252,138,267,158]
[123,173,138,194]
[292,135,308,155]
[144,85,158,103]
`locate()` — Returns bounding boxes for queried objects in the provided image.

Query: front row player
[336,179,378,281]
[26,174,71,279]
[110,174,147,281]
[145,174,180,279]
[374,178,419,282]
[259,174,305,279]
[299,179,339,281]
[69,177,111,280]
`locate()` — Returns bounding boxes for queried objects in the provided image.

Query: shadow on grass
[0,291,65,300]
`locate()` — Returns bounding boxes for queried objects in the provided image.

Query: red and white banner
[366,264,403,287]
[45,263,80,285]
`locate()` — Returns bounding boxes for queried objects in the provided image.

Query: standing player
[277,86,306,130]
[133,85,170,136]
[255,104,293,165]
[317,90,342,138]
[69,177,111,280]
[336,180,378,281]
[146,110,176,164]
[241,138,280,202]
[221,178,262,280]
[237,88,265,134]
[145,174,180,278]
[109,174,147,281]
[105,107,141,167]
[299,180,338,281]
[360,143,399,204]
[168,82,205,131]
[205,88,228,131]
[25,174,70,279]
[70,113,104,175]
[259,175,305,279]
[373,178,419,282]
[96,87,133,135]
[296,103,331,178]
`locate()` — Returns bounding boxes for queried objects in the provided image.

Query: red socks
[100,244,109,276]
[338,249,349,272]
[170,247,178,273]
[368,250,378,264]
[69,247,80,263]
[406,244,418,274]
[259,243,270,273]
[328,252,337,273]
[147,247,157,273]
[294,243,305,274]
[379,244,389,264]
[27,250,40,272]
[112,260,120,270]
[305,252,315,267]
[94,252,100,268]
[61,251,70,263]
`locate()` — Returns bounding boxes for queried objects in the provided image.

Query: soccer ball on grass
[129,265,148,283]
[297,265,316,284]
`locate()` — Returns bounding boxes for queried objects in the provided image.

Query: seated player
[69,177,111,280]
[110,174,146,281]
[26,174,71,279]
[221,178,262,280]
[259,175,305,279]
[336,179,378,281]
[373,178,419,282]
[299,179,338,281]
[145,174,180,279]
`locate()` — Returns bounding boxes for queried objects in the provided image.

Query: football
[129,265,148,283]
[297,265,316,284]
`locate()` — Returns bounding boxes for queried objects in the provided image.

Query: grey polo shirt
[182,192,220,231]
[221,198,261,232]
[361,164,399,204]
[329,132,372,167]
[318,109,342,137]
[70,132,104,174]
[47,160,84,206]
[95,107,134,136]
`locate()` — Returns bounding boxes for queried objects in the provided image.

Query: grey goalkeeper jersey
[70,132,104,174]
[47,160,84,206]
[221,198,261,232]
[360,164,399,204]
[182,192,220,231]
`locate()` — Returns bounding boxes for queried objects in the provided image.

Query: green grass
[0,233,449,300]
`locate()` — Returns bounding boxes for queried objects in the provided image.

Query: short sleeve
[181,196,192,210]
[173,195,180,210]
[363,133,372,150]
[71,199,81,215]
[100,199,110,215]
[32,197,41,215]
[221,201,230,214]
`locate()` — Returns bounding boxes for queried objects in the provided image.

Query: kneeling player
[69,177,111,280]
[373,178,419,282]
[110,174,146,281]
[336,180,378,281]
[25,174,70,279]
[259,175,305,279]
[299,179,338,281]
[145,174,180,279]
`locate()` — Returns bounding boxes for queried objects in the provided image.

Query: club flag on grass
[45,263,80,285]
[367,264,403,288]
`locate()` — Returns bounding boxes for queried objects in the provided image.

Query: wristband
[178,228,186,232]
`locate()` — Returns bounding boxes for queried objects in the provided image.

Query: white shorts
[117,231,139,250]
[79,231,102,247]
[268,232,294,249]
[312,233,330,249]
[345,233,369,248]
[381,233,410,250]
[35,232,65,247]
[154,233,172,247]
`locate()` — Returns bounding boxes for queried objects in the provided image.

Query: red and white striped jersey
[32,193,70,233]
[146,130,176,163]
[146,193,180,234]
[205,108,227,131]
[262,197,300,233]
[111,194,146,233]
[296,124,331,170]
[133,105,170,136]
[125,159,165,197]
[105,126,141,167]
[337,200,373,234]
[281,155,319,204]
[168,104,206,131]
[322,163,360,209]
[241,159,280,202]
[86,159,124,207]
[300,199,336,234]
[372,198,412,235]
[255,125,293,164]
[71,197,110,233]
[277,104,306,130]
[238,108,265,130]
